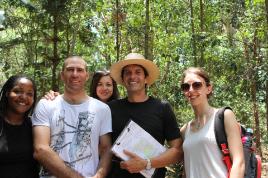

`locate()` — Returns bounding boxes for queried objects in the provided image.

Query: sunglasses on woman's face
[181,82,203,92]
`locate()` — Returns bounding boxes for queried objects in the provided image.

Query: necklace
[4,117,24,125]
[194,108,215,130]
[195,120,201,130]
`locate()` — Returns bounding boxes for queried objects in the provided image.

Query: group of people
[0,53,245,178]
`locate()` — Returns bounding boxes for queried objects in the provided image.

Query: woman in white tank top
[179,67,245,178]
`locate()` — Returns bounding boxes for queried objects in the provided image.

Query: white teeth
[18,102,26,106]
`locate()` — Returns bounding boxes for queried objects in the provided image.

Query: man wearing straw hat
[108,53,183,178]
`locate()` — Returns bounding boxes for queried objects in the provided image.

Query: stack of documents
[111,120,167,178]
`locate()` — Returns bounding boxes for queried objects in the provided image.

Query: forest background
[0,0,268,177]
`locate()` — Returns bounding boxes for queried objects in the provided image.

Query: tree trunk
[243,31,262,156]
[190,0,197,66]
[265,0,268,25]
[52,12,59,91]
[251,30,262,156]
[264,0,268,136]
[116,0,120,61]
[251,79,262,156]
[199,0,204,66]
[266,79,268,135]
[199,0,204,31]
[144,0,150,59]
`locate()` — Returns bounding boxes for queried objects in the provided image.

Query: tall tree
[265,0,268,134]
[144,0,150,59]
[115,0,120,61]
[189,0,197,66]
[199,0,205,66]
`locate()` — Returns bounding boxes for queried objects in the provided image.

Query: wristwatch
[145,158,152,170]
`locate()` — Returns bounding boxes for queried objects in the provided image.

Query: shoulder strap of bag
[214,107,232,149]
[214,106,233,178]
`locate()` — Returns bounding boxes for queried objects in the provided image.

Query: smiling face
[182,73,212,106]
[122,64,148,94]
[96,75,114,102]
[7,78,35,116]
[61,56,89,93]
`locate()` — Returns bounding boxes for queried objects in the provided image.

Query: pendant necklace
[195,119,201,130]
[194,108,215,130]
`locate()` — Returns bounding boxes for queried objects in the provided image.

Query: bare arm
[92,133,112,178]
[151,138,183,167]
[120,138,183,173]
[33,126,84,178]
[224,109,245,178]
[179,124,187,178]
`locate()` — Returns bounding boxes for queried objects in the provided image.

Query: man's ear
[86,72,89,81]
[60,71,64,80]
[145,77,148,84]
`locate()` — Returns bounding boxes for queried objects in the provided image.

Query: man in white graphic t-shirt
[32,56,112,178]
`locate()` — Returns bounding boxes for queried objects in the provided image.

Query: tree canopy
[0,0,267,176]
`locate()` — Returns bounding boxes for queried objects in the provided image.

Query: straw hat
[110,53,160,86]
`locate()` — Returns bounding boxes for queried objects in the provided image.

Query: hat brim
[110,58,159,86]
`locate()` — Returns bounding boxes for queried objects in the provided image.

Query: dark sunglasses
[181,82,203,92]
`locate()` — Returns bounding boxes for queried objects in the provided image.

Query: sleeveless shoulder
[183,122,191,138]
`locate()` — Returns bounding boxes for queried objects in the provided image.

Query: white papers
[111,120,167,178]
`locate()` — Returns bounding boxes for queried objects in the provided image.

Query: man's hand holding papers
[120,150,148,173]
[111,120,167,178]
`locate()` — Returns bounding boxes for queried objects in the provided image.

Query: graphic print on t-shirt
[40,109,95,177]
[52,108,66,152]
[68,111,94,166]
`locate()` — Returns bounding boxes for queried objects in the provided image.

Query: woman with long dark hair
[0,75,39,178]
[90,70,119,102]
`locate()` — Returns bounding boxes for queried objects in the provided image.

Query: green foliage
[0,0,268,176]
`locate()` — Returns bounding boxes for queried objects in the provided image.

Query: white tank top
[183,111,228,178]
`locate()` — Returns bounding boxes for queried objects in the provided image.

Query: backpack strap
[214,106,232,178]
[214,107,232,149]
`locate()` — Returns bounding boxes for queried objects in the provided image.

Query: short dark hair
[90,70,119,102]
[0,75,37,118]
[62,55,87,71]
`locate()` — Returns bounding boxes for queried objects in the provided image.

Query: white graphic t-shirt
[32,95,112,178]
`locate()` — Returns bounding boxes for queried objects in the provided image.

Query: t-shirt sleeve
[31,99,51,127]
[162,101,181,141]
[99,104,112,136]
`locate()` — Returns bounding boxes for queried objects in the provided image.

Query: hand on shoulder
[43,90,60,101]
